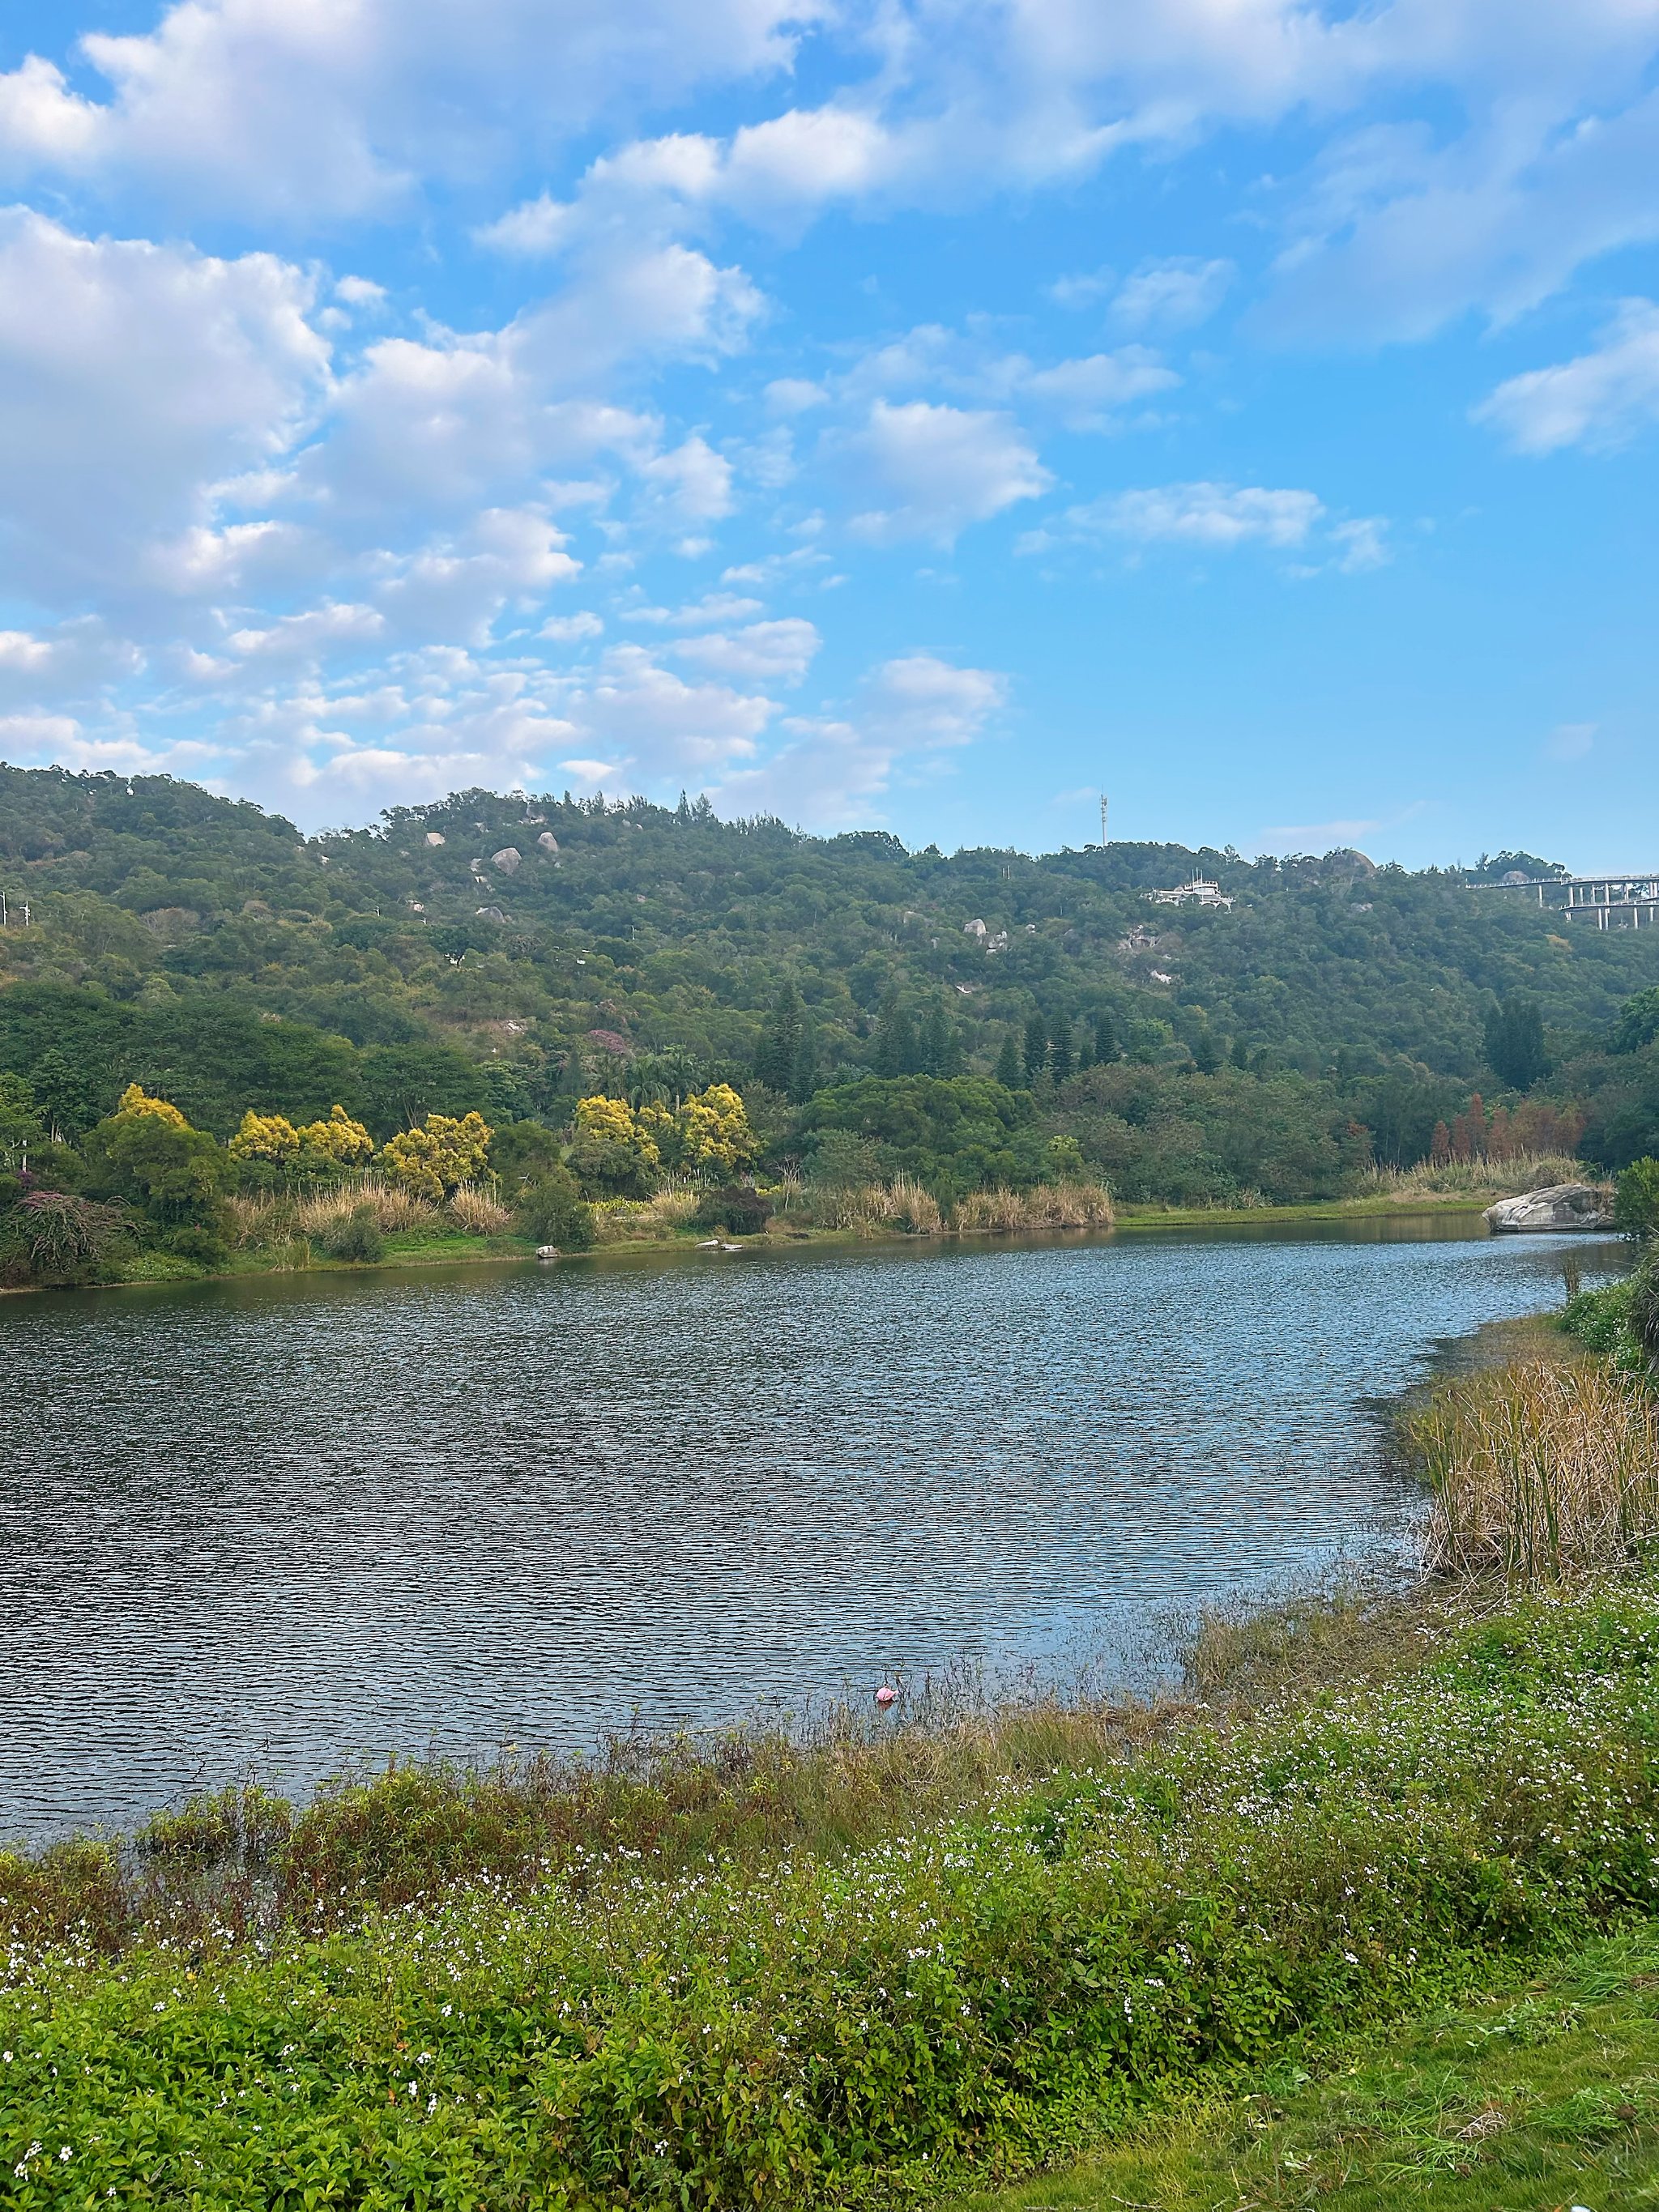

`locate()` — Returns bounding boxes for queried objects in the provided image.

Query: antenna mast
[1099,793,1109,848]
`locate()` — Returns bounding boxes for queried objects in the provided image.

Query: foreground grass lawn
[970,1922,1659,2212]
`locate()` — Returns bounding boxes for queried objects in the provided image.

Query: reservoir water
[0,1220,1623,1839]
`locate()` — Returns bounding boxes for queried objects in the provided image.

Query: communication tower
[1099,793,1109,847]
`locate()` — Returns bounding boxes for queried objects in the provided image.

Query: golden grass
[954,1178,1115,1232]
[808,1172,945,1234]
[293,1180,437,1236]
[446,1182,514,1235]
[1405,1357,1659,1580]
[1360,1152,1590,1200]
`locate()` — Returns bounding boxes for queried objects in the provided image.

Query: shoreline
[0,1190,1585,1298]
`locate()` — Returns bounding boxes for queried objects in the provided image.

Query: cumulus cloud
[839,399,1051,543]
[1111,257,1235,331]
[672,616,821,682]
[1473,299,1659,453]
[0,0,818,219]
[0,209,328,598]
[711,649,1005,825]
[1021,479,1389,570]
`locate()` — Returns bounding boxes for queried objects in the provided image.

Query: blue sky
[0,1,1655,867]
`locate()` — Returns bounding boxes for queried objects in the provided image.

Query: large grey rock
[1484,1183,1615,1233]
[491,846,522,875]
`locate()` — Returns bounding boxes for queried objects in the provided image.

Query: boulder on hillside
[1483,1183,1615,1234]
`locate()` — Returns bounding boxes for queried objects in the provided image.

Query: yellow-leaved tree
[568,1094,660,1198]
[115,1084,189,1129]
[640,1084,759,1178]
[378,1110,493,1201]
[675,1083,758,1178]
[228,1110,301,1166]
[296,1105,374,1168]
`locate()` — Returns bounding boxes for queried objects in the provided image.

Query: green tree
[1048,1015,1074,1085]
[1023,1010,1049,1086]
[872,991,916,1078]
[754,982,804,1093]
[1093,1011,1119,1064]
[1190,1025,1223,1075]
[1615,1157,1659,1242]
[0,1072,44,1172]
[1484,995,1549,1090]
[28,1047,104,1140]
[790,1021,820,1103]
[1613,987,1659,1055]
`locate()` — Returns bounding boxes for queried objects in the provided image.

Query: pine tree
[1048,1014,1074,1085]
[1094,1010,1120,1064]
[919,1000,951,1076]
[995,1032,1024,1089]
[872,991,917,1077]
[936,1021,966,1078]
[1023,1010,1049,1085]
[1484,995,1549,1090]
[790,1021,820,1103]
[755,981,804,1093]
[1190,1025,1222,1074]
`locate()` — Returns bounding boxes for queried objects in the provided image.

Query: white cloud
[1021,479,1392,571]
[541,611,604,641]
[228,602,387,661]
[0,0,819,219]
[673,617,821,682]
[711,649,1005,825]
[1017,347,1179,428]
[0,209,328,598]
[1111,257,1235,331]
[0,617,143,702]
[839,399,1051,543]
[1473,299,1659,453]
[1049,480,1325,550]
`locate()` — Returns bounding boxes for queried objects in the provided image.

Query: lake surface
[0,1220,1625,1839]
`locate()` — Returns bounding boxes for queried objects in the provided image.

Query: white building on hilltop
[1146,876,1234,910]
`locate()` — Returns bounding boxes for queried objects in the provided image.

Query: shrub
[316,1204,385,1264]
[693,1184,774,1235]
[1,1189,126,1282]
[517,1168,595,1250]
[165,1222,230,1269]
[379,1110,493,1201]
[1615,1156,1659,1240]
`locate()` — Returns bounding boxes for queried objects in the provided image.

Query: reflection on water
[0,1221,1623,1838]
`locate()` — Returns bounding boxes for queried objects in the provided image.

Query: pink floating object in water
[874,1684,897,1708]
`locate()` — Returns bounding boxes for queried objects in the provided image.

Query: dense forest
[2,761,1659,1230]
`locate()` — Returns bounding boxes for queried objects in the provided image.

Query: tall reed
[807,1174,944,1234]
[1405,1358,1659,1580]
[293,1179,437,1235]
[953,1179,1115,1232]
[1360,1153,1589,1200]
[447,1182,514,1234]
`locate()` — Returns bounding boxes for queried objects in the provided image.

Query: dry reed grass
[808,1172,944,1234]
[1361,1152,1589,1200]
[1406,1357,1659,1580]
[447,1182,514,1235]
[953,1178,1115,1232]
[293,1180,437,1236]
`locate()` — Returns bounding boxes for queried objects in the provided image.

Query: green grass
[11,1580,1659,2205]
[967,1921,1659,2210]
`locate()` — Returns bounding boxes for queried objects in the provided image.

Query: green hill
[3,761,1658,1202]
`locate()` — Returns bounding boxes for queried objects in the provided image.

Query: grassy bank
[970,1918,1659,2210]
[9,1569,1659,2206]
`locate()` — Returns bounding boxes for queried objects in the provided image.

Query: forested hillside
[3,761,1659,1203]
